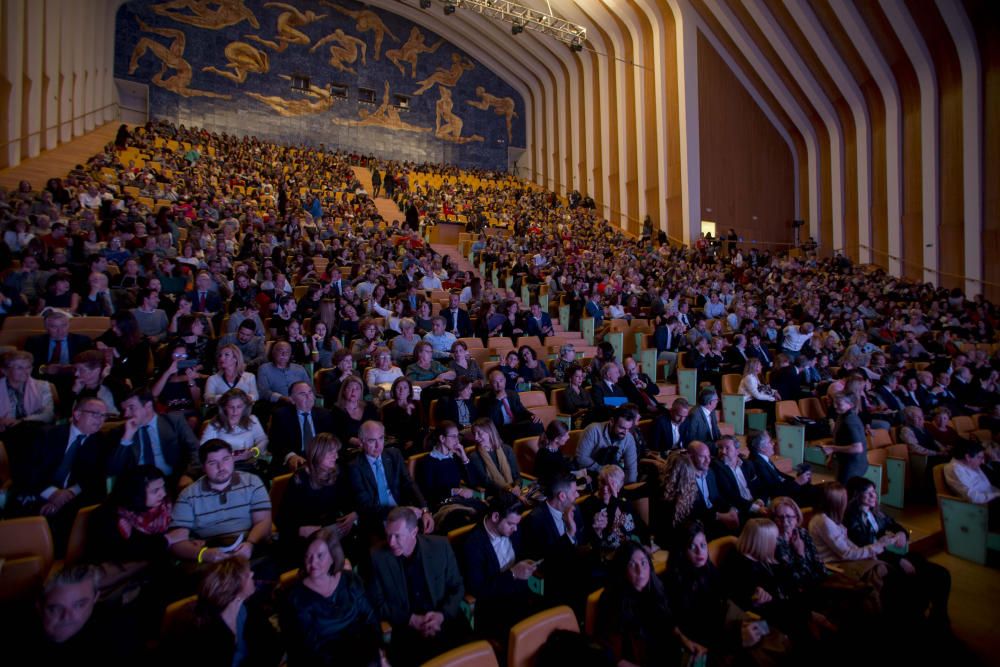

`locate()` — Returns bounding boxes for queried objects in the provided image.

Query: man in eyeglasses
[12,397,110,554]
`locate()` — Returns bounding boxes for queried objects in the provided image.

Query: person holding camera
[152,342,204,420]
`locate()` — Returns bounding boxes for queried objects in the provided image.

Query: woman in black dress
[279,529,382,667]
[381,376,425,455]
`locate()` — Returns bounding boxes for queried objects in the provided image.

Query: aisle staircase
[351,166,403,225]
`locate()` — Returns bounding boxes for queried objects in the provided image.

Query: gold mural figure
[309,28,367,75]
[386,26,443,78]
[466,86,518,142]
[320,2,398,61]
[435,87,483,144]
[150,0,259,30]
[412,53,474,95]
[333,81,430,133]
[202,41,269,83]
[244,2,326,52]
[246,75,335,116]
[129,18,232,99]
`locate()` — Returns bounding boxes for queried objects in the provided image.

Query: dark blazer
[746,344,772,370]
[184,290,223,314]
[744,453,800,503]
[683,407,721,453]
[106,412,199,483]
[461,523,530,600]
[711,459,757,518]
[433,396,479,428]
[724,346,749,374]
[691,468,730,523]
[23,424,107,504]
[25,332,93,372]
[467,445,520,497]
[439,306,474,338]
[268,405,337,470]
[519,502,588,562]
[590,380,628,412]
[367,535,465,627]
[845,505,904,548]
[770,366,802,402]
[348,447,427,522]
[524,313,554,340]
[874,386,906,413]
[481,390,533,428]
[899,389,922,409]
[650,415,688,453]
[620,373,660,412]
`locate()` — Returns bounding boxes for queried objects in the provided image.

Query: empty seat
[422,640,499,667]
[0,516,55,602]
[507,605,579,667]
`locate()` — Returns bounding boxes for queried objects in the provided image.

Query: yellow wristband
[250,447,261,458]
[197,547,208,563]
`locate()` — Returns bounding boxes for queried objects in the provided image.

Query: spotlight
[420,0,431,7]
[511,22,524,35]
[569,38,583,52]
[443,1,456,15]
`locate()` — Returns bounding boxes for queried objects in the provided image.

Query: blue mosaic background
[115,0,525,170]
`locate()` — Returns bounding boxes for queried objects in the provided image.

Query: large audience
[1,119,998,666]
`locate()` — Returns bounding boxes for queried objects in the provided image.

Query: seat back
[564,429,585,460]
[932,464,954,498]
[408,451,429,483]
[422,640,499,667]
[519,391,549,409]
[269,473,293,519]
[584,588,603,635]
[513,436,541,476]
[0,516,55,602]
[868,428,892,450]
[950,416,976,438]
[160,594,198,641]
[64,504,100,566]
[507,605,579,667]
[797,397,827,421]
[776,400,802,422]
[722,373,742,395]
[708,535,738,568]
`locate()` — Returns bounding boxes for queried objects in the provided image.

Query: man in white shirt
[943,440,1000,530]
[781,321,814,360]
[423,316,458,359]
[712,436,765,521]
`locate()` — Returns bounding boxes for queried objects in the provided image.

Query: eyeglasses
[772,513,797,521]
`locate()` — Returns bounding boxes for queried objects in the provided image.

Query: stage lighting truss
[427,0,587,48]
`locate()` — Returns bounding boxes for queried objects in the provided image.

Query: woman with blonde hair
[738,357,778,425]
[204,344,258,405]
[809,481,892,592]
[331,375,378,448]
[468,417,522,498]
[652,451,699,545]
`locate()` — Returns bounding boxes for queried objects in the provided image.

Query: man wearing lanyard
[575,403,640,483]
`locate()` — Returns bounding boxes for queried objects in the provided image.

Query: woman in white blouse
[200,388,268,468]
[364,346,404,402]
[204,344,259,405]
[808,481,893,594]
[738,357,778,426]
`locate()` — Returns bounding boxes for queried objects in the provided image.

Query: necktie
[501,397,514,423]
[373,457,393,506]
[139,424,154,466]
[697,475,712,509]
[301,412,314,452]
[199,292,207,311]
[55,434,86,488]
[50,339,63,364]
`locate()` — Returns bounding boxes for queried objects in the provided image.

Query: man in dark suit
[349,420,433,533]
[439,293,473,338]
[769,354,804,402]
[746,332,772,371]
[184,270,224,315]
[873,374,906,423]
[367,506,469,665]
[523,302,554,342]
[724,334,750,374]
[620,355,662,416]
[13,396,109,552]
[460,493,541,638]
[481,369,543,442]
[683,387,722,454]
[899,376,922,408]
[711,436,764,523]
[268,381,336,472]
[650,397,691,453]
[25,309,93,400]
[687,441,739,538]
[519,473,592,613]
[107,389,200,488]
[590,362,629,422]
[744,430,813,505]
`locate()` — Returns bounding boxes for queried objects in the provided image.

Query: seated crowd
[1,119,997,666]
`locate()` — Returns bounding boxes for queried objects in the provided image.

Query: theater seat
[507,605,578,667]
[0,516,54,602]
[708,535,737,568]
[422,640,499,667]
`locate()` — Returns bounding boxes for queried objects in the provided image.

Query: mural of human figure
[245,2,325,52]
[246,75,335,116]
[386,26,442,78]
[466,86,518,142]
[129,17,231,99]
[435,87,483,144]
[335,80,431,133]
[310,28,367,75]
[321,1,398,61]
[413,52,474,95]
[202,41,269,83]
[150,0,259,30]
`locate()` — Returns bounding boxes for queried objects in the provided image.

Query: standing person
[821,393,868,484]
[370,165,382,198]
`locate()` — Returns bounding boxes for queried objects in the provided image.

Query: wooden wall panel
[696,32,794,246]
[659,0,683,243]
